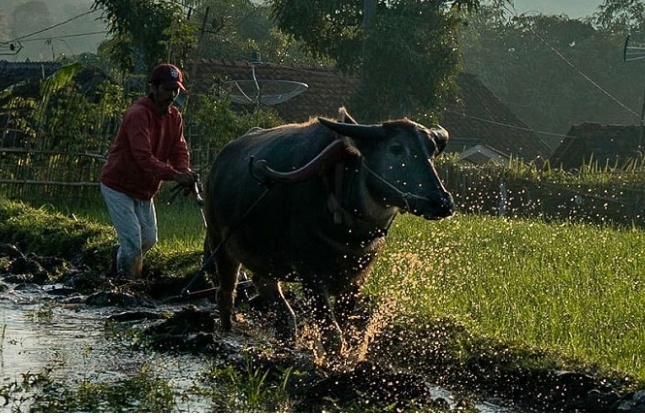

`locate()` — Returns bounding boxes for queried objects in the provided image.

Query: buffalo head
[316,117,454,221]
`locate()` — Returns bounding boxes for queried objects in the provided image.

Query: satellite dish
[624,35,645,62]
[220,63,308,106]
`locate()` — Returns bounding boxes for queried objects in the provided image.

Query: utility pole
[363,0,376,30]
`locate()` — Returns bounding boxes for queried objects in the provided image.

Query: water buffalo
[203,108,454,354]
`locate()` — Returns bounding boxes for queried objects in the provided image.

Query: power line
[530,26,639,119]
[506,6,640,120]
[0,10,99,46]
[443,109,566,138]
[447,3,642,147]
[17,31,108,43]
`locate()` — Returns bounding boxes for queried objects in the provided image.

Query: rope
[361,160,438,213]
[179,186,271,297]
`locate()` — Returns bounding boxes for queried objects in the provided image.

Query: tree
[595,0,645,34]
[268,0,482,122]
[186,0,321,65]
[91,0,197,75]
[459,2,644,149]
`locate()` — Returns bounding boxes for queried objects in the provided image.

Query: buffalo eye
[389,143,404,155]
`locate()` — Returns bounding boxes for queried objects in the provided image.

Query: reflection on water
[0,303,107,382]
[0,296,210,413]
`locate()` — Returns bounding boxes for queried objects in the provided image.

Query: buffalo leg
[253,275,297,344]
[215,250,240,332]
[303,278,345,354]
[334,282,361,327]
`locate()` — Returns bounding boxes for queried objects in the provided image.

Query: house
[440,72,552,163]
[458,144,510,165]
[186,59,552,163]
[550,123,644,170]
[0,60,61,92]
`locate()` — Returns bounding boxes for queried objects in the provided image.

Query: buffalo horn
[318,117,387,141]
[251,139,358,184]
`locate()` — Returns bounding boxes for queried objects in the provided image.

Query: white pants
[100,183,158,279]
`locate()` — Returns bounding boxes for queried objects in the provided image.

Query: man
[100,63,196,279]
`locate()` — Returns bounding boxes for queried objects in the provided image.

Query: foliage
[595,0,645,33]
[91,0,198,74]
[20,365,177,413]
[184,93,284,168]
[1,95,38,147]
[1,62,127,153]
[351,0,464,121]
[365,212,645,381]
[185,0,323,65]
[268,0,481,122]
[41,74,127,153]
[197,357,293,412]
[459,3,643,149]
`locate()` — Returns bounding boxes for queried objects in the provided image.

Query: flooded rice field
[0,289,216,413]
[0,276,515,413]
[0,242,643,413]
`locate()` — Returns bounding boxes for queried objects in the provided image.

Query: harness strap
[361,160,438,212]
[324,159,395,233]
[333,161,344,224]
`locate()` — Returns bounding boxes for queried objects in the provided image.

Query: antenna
[624,35,645,62]
[220,53,308,106]
[0,41,23,56]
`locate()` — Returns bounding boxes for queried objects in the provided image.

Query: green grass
[367,213,645,380]
[4,195,645,384]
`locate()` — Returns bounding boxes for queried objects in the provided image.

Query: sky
[511,0,605,19]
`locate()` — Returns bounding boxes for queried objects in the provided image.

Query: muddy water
[0,285,509,413]
[0,291,213,413]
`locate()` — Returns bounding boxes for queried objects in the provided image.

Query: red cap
[149,64,186,91]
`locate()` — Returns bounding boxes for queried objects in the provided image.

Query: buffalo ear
[338,107,358,124]
[432,125,449,154]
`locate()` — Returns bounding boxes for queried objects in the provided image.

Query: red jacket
[100,96,190,200]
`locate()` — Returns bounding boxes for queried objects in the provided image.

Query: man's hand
[173,170,197,187]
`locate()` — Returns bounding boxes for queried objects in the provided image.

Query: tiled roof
[551,122,643,170]
[442,73,553,162]
[187,59,552,162]
[0,60,112,97]
[186,58,358,123]
[0,60,61,91]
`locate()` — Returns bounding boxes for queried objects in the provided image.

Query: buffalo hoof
[274,322,297,348]
[320,323,346,357]
[219,315,233,332]
[274,310,297,346]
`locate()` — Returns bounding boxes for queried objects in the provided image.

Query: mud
[2,243,645,413]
